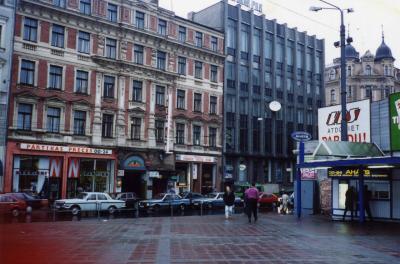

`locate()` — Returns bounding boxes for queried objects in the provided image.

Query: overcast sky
[159,0,400,67]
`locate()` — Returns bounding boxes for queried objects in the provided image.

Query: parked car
[9,192,49,211]
[114,192,139,208]
[258,193,279,208]
[0,194,27,217]
[138,193,190,212]
[55,192,126,215]
[179,192,204,208]
[193,192,242,209]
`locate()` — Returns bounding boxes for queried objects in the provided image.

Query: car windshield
[76,193,88,199]
[206,193,218,198]
[154,193,166,200]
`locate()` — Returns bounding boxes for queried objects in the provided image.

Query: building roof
[375,37,394,61]
[345,44,359,60]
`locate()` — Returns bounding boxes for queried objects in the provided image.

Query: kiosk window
[365,181,390,200]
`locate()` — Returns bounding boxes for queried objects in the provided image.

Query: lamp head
[334,41,340,48]
[347,8,354,13]
[309,6,322,12]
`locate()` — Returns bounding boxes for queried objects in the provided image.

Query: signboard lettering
[20,143,112,155]
[328,168,388,178]
[318,100,370,142]
[301,168,317,180]
[230,0,263,13]
[390,92,400,151]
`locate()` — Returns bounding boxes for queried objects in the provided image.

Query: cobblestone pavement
[1,213,400,264]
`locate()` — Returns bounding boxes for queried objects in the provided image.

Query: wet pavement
[1,212,400,264]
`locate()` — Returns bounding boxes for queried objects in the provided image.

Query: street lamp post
[310,0,354,141]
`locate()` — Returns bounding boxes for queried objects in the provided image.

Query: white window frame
[13,97,38,130]
[43,101,66,133]
[102,74,118,99]
[74,69,91,94]
[47,63,65,90]
[17,57,38,87]
[50,23,66,49]
[71,104,91,136]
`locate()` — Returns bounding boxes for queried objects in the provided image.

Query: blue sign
[123,156,146,171]
[291,131,312,142]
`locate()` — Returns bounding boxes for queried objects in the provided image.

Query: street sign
[291,131,312,142]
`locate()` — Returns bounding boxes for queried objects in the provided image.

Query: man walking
[223,186,235,219]
[245,182,259,223]
[343,186,355,221]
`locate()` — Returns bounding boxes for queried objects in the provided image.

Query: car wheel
[179,204,186,211]
[153,205,160,213]
[71,206,81,216]
[206,203,212,210]
[12,208,19,217]
[108,206,117,215]
[26,206,33,214]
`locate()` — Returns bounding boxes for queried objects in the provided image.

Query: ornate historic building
[325,35,400,106]
[4,0,224,199]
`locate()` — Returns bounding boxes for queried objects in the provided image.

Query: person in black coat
[343,186,355,221]
[223,186,235,219]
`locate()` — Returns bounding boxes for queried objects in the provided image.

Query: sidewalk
[1,213,399,264]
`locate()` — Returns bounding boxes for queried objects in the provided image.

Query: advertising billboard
[318,99,370,142]
[390,92,400,151]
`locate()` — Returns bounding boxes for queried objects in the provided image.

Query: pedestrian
[223,186,235,219]
[244,182,259,223]
[281,192,289,215]
[343,186,355,221]
[364,185,373,221]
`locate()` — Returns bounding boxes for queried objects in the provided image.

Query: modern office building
[4,0,224,199]
[325,35,400,106]
[192,0,325,188]
[0,0,16,191]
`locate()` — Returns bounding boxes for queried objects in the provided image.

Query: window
[102,114,113,138]
[195,61,203,79]
[80,0,91,15]
[106,38,117,59]
[157,51,166,70]
[155,120,164,143]
[384,65,390,76]
[330,89,336,102]
[73,110,86,135]
[135,11,145,29]
[131,117,141,140]
[346,66,351,77]
[20,60,35,86]
[211,36,218,52]
[23,17,38,42]
[227,19,237,50]
[178,26,186,42]
[107,3,118,22]
[193,93,202,112]
[78,31,90,54]
[47,107,61,133]
[240,24,249,55]
[195,31,203,47]
[210,96,217,114]
[75,70,88,94]
[134,44,144,64]
[365,86,372,98]
[132,81,142,102]
[178,57,186,75]
[177,89,185,109]
[103,76,115,98]
[158,19,167,35]
[239,115,248,152]
[210,65,218,83]
[176,123,185,144]
[49,65,63,90]
[17,104,32,130]
[366,65,372,76]
[53,0,66,8]
[156,86,165,106]
[51,24,65,48]
[193,125,201,145]
[209,127,217,147]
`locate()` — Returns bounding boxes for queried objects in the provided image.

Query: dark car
[114,192,139,208]
[0,194,27,216]
[9,193,49,211]
[138,193,190,212]
[180,192,204,207]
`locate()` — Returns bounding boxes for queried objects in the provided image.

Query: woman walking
[245,182,259,223]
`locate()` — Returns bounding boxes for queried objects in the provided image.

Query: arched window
[366,65,372,76]
[346,66,351,77]
[330,89,336,102]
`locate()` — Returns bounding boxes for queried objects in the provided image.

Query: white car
[55,192,126,215]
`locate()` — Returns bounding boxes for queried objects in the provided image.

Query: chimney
[187,11,195,21]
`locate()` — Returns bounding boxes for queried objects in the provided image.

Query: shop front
[175,154,221,194]
[118,155,147,199]
[4,142,116,199]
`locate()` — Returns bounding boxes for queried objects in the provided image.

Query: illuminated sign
[328,168,388,178]
[123,156,146,170]
[390,92,400,151]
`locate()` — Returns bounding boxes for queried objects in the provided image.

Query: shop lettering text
[328,168,388,178]
[176,154,216,163]
[20,143,112,155]
[235,0,262,12]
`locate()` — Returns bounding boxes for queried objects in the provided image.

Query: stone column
[92,72,103,145]
[148,81,156,148]
[116,76,126,145]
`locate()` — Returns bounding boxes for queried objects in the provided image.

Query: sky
[159,0,400,67]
